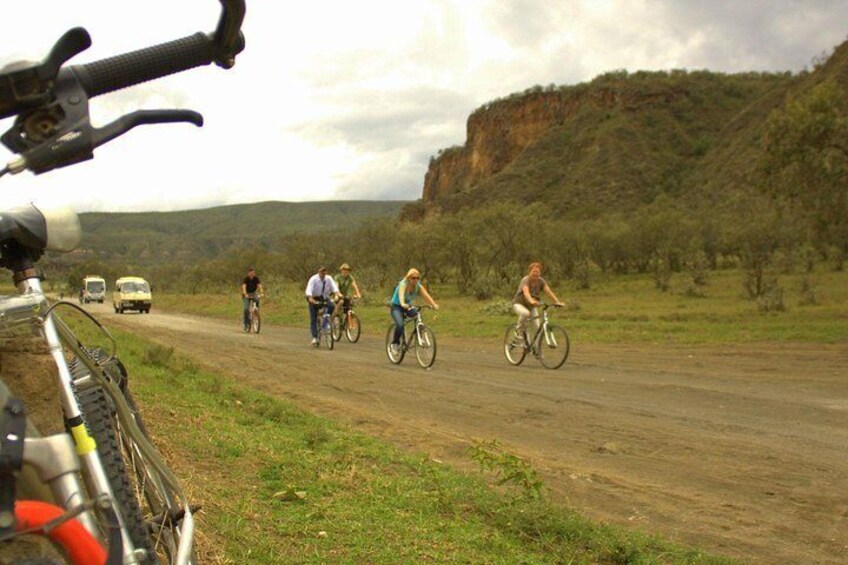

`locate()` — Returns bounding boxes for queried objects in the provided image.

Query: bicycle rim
[345,313,361,343]
[503,326,527,366]
[538,325,570,369]
[414,325,437,369]
[384,324,404,364]
[323,328,334,350]
[331,315,342,341]
[251,310,261,333]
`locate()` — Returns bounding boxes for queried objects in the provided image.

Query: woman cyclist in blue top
[389,268,439,354]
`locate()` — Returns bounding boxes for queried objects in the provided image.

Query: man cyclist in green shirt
[334,263,362,315]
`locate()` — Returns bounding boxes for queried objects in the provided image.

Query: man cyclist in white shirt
[305,266,341,345]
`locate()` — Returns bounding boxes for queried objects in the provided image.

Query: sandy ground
[81,305,848,563]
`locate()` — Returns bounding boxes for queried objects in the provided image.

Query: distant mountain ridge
[409,39,848,220]
[79,200,407,264]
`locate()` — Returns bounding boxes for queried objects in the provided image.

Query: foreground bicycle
[0,1,245,562]
[503,304,570,369]
[245,292,262,333]
[385,305,437,369]
[331,297,361,343]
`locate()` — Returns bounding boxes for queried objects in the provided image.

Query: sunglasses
[409,276,420,280]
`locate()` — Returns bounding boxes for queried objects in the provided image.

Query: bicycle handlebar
[0,0,245,176]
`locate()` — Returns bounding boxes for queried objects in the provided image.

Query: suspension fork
[16,272,139,559]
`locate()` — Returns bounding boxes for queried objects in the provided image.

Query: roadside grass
[96,327,733,564]
[153,268,848,344]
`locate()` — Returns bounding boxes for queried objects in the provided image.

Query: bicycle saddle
[0,204,80,254]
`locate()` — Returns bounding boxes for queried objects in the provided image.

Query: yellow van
[113,276,152,314]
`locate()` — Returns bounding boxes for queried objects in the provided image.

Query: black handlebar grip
[72,32,215,98]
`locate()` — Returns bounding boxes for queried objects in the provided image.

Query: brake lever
[92,110,203,149]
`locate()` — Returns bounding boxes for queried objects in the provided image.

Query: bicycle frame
[524,307,554,354]
[401,310,428,350]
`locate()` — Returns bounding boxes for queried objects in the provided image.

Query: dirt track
[97,304,848,564]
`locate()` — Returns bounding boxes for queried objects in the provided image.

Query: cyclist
[389,268,439,355]
[513,262,564,337]
[305,266,340,345]
[241,267,264,332]
[334,262,362,316]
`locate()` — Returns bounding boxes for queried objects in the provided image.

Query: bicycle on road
[503,304,570,369]
[313,299,334,350]
[0,1,245,562]
[245,292,262,333]
[385,305,437,369]
[331,297,361,343]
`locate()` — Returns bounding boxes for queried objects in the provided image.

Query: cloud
[2,0,848,211]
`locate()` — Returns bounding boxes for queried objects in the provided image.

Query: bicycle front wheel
[414,325,437,369]
[322,327,334,350]
[538,325,570,369]
[385,324,404,364]
[345,313,361,343]
[251,309,261,333]
[331,314,343,342]
[503,326,527,366]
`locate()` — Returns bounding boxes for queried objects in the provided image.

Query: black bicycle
[503,304,570,369]
[385,305,437,369]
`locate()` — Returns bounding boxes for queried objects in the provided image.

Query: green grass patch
[153,268,848,345]
[98,326,732,564]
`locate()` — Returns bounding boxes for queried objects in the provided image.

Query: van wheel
[114,306,119,313]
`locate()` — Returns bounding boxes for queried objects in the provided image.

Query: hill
[406,39,848,221]
[79,200,407,264]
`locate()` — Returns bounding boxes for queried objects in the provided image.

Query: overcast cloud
[0,0,845,212]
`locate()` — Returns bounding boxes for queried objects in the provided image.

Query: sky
[0,0,846,213]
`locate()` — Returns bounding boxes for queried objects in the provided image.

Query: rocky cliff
[416,67,804,218]
[422,82,689,202]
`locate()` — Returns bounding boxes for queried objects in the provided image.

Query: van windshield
[121,282,149,293]
[86,281,105,292]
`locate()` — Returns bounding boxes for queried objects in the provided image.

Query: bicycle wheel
[385,324,404,364]
[503,326,527,366]
[321,319,334,350]
[345,313,361,343]
[538,325,570,369]
[251,308,261,334]
[71,353,194,564]
[331,314,343,342]
[414,325,437,369]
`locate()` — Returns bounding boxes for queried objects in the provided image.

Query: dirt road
[97,304,848,564]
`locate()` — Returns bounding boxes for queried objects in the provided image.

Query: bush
[799,276,819,306]
[481,299,513,316]
[757,284,786,312]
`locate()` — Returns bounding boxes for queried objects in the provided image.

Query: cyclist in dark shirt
[241,267,264,331]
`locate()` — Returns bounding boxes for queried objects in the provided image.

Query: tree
[763,79,848,259]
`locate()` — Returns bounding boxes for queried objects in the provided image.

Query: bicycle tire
[414,325,437,369]
[72,384,157,561]
[503,326,527,366]
[71,352,194,564]
[384,324,404,364]
[345,312,361,343]
[251,309,261,334]
[330,314,343,342]
[537,325,570,369]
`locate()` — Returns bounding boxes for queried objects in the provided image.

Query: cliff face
[421,85,684,202]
